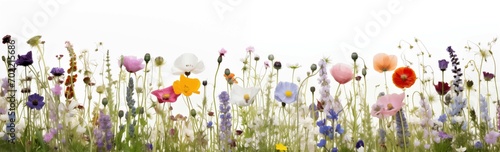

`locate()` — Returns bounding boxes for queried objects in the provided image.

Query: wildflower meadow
[1,35,500,152]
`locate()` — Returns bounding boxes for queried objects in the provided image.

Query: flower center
[32,99,38,106]
[183,85,190,93]
[162,94,170,100]
[387,103,394,110]
[243,94,250,102]
[285,90,293,97]
[400,74,407,81]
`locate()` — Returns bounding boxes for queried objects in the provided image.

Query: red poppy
[392,67,416,89]
[434,81,451,95]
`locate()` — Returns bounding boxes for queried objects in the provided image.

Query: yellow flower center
[285,90,293,97]
[400,74,407,81]
[243,94,250,102]
[162,94,170,100]
[387,103,394,110]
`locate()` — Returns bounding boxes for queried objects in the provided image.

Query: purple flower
[16,51,33,66]
[207,121,213,128]
[27,93,45,110]
[123,56,145,73]
[50,67,65,76]
[1,78,8,92]
[327,109,339,120]
[475,141,483,149]
[332,147,338,152]
[396,110,409,147]
[274,81,298,104]
[356,139,365,149]
[95,111,114,151]
[317,139,326,147]
[485,131,500,144]
[219,48,227,56]
[438,131,452,139]
[438,114,447,123]
[219,91,232,150]
[52,84,62,96]
[483,71,495,81]
[438,59,449,71]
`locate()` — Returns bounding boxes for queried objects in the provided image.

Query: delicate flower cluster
[219,91,233,150]
[447,46,463,94]
[94,111,114,151]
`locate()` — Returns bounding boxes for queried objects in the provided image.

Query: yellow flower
[276,143,287,151]
[173,74,200,96]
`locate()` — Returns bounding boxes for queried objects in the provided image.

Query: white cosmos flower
[172,53,205,75]
[456,146,466,152]
[229,85,260,106]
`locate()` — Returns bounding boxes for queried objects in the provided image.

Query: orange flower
[173,74,201,96]
[392,66,416,89]
[373,53,397,73]
[224,73,238,84]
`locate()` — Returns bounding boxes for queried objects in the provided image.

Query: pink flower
[371,93,405,118]
[123,56,145,73]
[264,61,270,69]
[151,86,180,103]
[219,48,227,56]
[330,63,354,84]
[246,46,255,53]
[52,84,62,96]
[485,131,500,144]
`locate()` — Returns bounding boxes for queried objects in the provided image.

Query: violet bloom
[356,140,365,149]
[122,56,145,73]
[52,84,62,96]
[485,131,500,144]
[50,67,65,76]
[438,131,452,139]
[27,93,45,110]
[274,81,298,104]
[16,51,33,66]
[483,71,495,81]
[438,59,449,71]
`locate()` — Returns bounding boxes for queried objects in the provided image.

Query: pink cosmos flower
[371,93,405,118]
[151,86,180,103]
[52,84,62,96]
[123,56,145,73]
[485,131,500,144]
[330,63,354,84]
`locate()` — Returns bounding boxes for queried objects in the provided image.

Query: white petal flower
[172,53,205,75]
[456,146,466,152]
[0,114,8,121]
[356,146,364,152]
[76,125,86,135]
[229,85,260,107]
[453,115,464,123]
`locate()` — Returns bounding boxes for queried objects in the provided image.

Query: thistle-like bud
[190,109,197,117]
[224,68,231,76]
[118,110,124,118]
[154,56,164,66]
[101,98,108,106]
[217,56,223,64]
[310,86,316,93]
[268,54,274,61]
[274,61,282,70]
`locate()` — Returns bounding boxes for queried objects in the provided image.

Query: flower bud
[144,53,151,64]
[96,85,105,94]
[208,111,214,116]
[310,86,315,93]
[274,61,282,70]
[101,98,108,106]
[310,64,317,72]
[351,52,358,61]
[224,68,231,76]
[154,56,164,66]
[190,109,197,117]
[254,54,260,61]
[118,110,124,118]
[202,80,208,86]
[362,68,367,76]
[217,56,223,64]
[466,80,474,88]
[268,54,274,61]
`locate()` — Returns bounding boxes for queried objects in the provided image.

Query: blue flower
[335,124,344,134]
[332,147,338,152]
[319,126,332,135]
[16,51,33,66]
[475,141,483,149]
[438,114,447,123]
[207,121,213,128]
[274,82,298,104]
[27,93,45,110]
[356,139,365,149]
[50,67,65,76]
[327,109,338,120]
[317,119,326,127]
[317,139,326,147]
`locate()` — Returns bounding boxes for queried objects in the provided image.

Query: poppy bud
[310,86,315,93]
[274,61,282,70]
[362,68,367,76]
[202,80,208,86]
[351,52,358,61]
[254,55,260,61]
[310,64,317,72]
[96,85,105,94]
[154,56,164,66]
[466,80,474,88]
[101,98,108,106]
[144,53,151,64]
[268,54,274,61]
[217,56,223,64]
[224,68,231,76]
[190,109,197,117]
[118,110,124,118]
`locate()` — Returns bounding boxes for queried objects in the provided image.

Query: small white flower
[356,146,365,152]
[0,114,8,121]
[453,115,464,123]
[456,146,466,152]
[414,138,421,147]
[172,53,205,75]
[76,125,86,135]
[229,85,260,106]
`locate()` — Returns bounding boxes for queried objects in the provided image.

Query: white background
[1,0,500,114]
